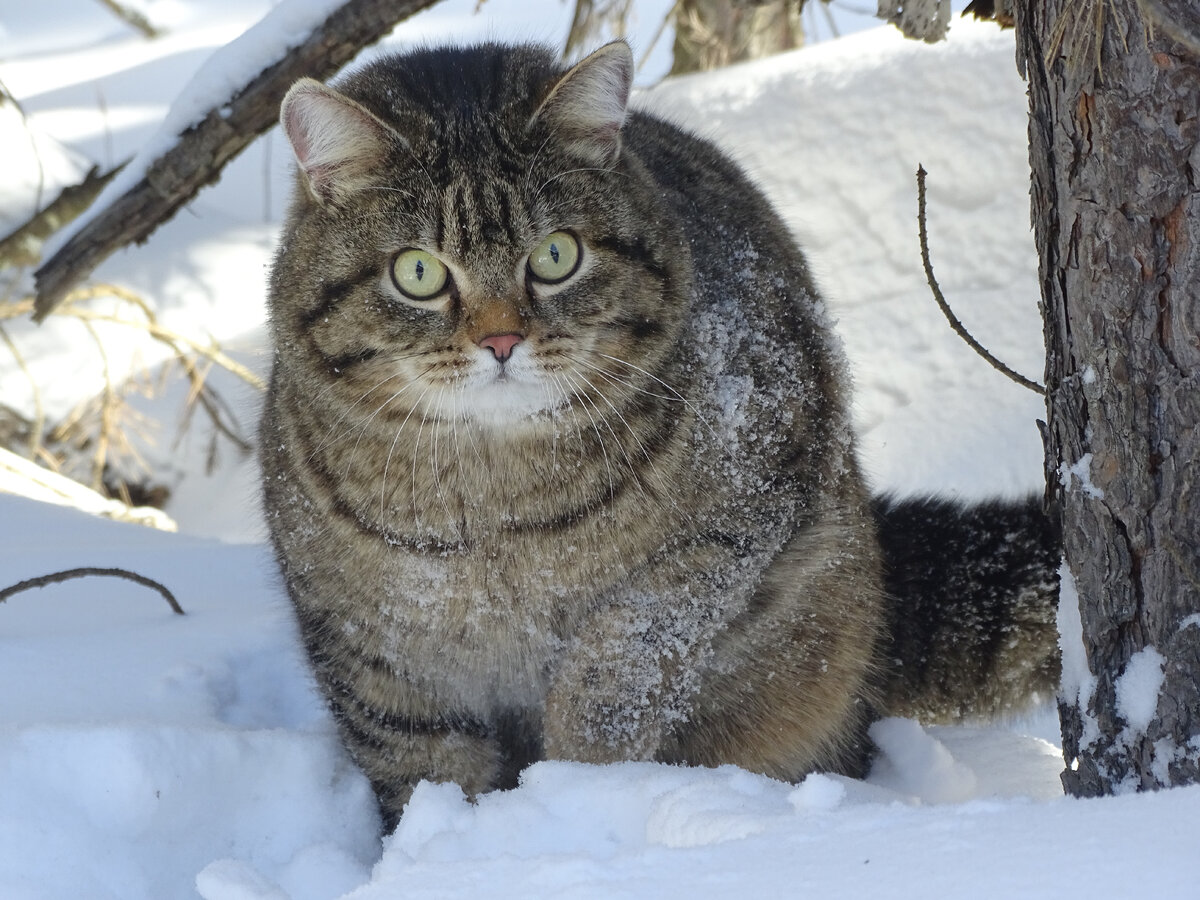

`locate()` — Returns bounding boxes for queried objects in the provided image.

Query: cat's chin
[453,379,565,428]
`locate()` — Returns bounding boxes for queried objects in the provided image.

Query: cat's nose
[478,332,524,363]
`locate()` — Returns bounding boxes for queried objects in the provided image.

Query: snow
[3,2,1199,898]
[1056,561,1092,705]
[1059,452,1105,499]
[1116,647,1167,734]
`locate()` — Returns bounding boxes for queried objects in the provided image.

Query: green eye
[391,249,449,300]
[528,231,581,284]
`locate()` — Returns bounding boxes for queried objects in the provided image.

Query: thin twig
[0,284,259,494]
[0,76,46,218]
[0,566,184,614]
[0,289,265,391]
[0,323,45,460]
[80,318,116,489]
[916,164,1044,394]
[95,0,161,39]
[1139,0,1200,55]
[637,0,684,73]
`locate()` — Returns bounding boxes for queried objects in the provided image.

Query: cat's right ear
[530,40,633,167]
[280,78,401,206]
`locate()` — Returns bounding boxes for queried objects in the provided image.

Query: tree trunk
[1016,0,1200,796]
[670,0,803,75]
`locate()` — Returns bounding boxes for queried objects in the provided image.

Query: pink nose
[478,332,523,363]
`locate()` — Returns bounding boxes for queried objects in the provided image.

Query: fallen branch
[0,566,184,614]
[33,0,443,322]
[916,164,1044,394]
[0,445,177,530]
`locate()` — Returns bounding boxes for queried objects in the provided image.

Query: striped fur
[261,41,1059,831]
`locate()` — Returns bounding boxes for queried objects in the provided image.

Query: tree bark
[32,0,442,322]
[1017,0,1200,795]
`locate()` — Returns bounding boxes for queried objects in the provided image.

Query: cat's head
[272,41,691,431]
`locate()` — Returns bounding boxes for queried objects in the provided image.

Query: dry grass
[1045,0,1137,76]
[0,280,264,503]
[1042,0,1200,77]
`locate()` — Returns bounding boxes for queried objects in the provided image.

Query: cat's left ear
[529,40,633,167]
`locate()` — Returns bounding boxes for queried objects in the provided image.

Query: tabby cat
[261,40,1060,830]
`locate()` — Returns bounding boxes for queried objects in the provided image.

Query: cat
[260,39,1060,831]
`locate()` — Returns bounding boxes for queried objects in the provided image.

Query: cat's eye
[527,231,581,284]
[391,249,449,300]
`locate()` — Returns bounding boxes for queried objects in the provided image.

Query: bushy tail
[870,494,1062,723]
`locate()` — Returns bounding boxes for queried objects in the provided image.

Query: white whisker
[594,351,722,443]
[379,378,436,521]
[559,372,617,501]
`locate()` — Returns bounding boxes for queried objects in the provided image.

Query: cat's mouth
[445,350,563,425]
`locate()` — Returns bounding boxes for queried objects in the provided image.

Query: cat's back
[618,105,856,503]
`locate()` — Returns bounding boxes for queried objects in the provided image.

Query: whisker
[311,373,417,465]
[569,370,671,505]
[360,140,438,193]
[379,379,436,521]
[523,134,556,191]
[593,352,722,443]
[456,371,487,469]
[559,371,617,501]
[408,387,437,524]
[305,352,442,459]
[429,384,463,544]
[573,356,685,404]
[547,372,586,474]
[449,371,471,493]
[573,371,654,466]
[333,363,441,478]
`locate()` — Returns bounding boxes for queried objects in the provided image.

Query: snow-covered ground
[2,3,1198,898]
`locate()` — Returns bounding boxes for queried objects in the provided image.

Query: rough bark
[1016,0,1200,795]
[32,0,442,322]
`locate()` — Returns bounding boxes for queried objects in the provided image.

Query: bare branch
[33,0,443,322]
[0,566,184,614]
[0,164,128,270]
[916,165,1044,394]
[564,0,634,60]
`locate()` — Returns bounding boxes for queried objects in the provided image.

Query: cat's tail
[870,493,1062,723]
